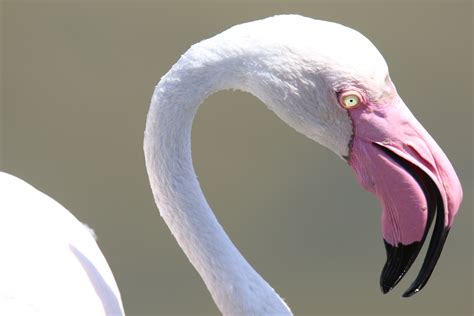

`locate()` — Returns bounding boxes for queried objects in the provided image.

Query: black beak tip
[401,287,419,298]
[380,283,392,294]
[380,264,400,294]
[379,240,421,295]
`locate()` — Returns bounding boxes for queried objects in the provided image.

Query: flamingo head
[246,16,463,297]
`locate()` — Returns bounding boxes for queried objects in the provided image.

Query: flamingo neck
[143,45,291,315]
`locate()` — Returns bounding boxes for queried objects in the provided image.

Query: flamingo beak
[347,96,463,297]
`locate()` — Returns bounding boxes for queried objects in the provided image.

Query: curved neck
[144,44,291,315]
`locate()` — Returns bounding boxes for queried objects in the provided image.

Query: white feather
[0,172,124,316]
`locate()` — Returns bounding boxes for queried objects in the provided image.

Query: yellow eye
[342,95,360,109]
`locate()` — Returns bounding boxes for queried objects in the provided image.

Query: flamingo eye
[342,94,361,109]
[339,91,363,110]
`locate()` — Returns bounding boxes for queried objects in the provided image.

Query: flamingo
[144,15,462,315]
[0,15,463,316]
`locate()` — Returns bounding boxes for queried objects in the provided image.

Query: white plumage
[0,172,124,316]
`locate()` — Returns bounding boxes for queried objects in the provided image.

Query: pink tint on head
[347,96,463,246]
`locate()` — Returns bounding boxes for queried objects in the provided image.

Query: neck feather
[144,40,291,315]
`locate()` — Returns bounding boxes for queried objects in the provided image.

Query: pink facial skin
[346,91,463,247]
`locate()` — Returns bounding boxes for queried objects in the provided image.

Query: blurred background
[0,1,472,315]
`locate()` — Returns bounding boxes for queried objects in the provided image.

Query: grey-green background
[0,1,472,315]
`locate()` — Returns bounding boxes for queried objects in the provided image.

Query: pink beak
[348,96,463,297]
